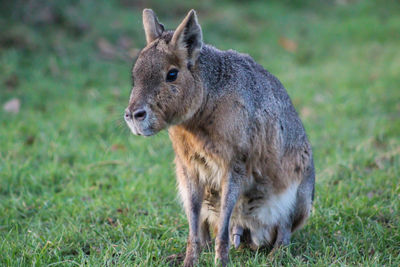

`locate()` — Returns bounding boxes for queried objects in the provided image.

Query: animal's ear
[171,9,203,67]
[143,9,165,44]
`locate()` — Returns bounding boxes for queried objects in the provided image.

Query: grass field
[1,0,399,266]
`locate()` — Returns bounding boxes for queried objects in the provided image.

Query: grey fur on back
[197,44,308,147]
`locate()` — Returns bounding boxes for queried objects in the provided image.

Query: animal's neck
[181,45,229,128]
[198,44,229,93]
[171,45,229,135]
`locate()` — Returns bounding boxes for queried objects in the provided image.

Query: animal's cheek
[153,89,175,114]
[169,84,179,94]
[157,86,175,102]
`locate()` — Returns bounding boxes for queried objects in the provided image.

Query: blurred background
[1,0,399,265]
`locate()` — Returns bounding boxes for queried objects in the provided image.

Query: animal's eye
[166,69,179,82]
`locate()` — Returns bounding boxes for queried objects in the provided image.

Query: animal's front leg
[176,163,204,267]
[215,168,242,266]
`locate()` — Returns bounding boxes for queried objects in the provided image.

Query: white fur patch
[240,183,299,246]
[254,183,299,226]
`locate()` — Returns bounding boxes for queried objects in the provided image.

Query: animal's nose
[124,109,133,120]
[133,108,147,121]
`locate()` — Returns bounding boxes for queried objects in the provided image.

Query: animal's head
[125,9,204,136]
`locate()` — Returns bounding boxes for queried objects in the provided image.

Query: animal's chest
[190,150,225,189]
[170,127,228,189]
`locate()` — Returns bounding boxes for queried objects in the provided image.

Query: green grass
[1,0,399,266]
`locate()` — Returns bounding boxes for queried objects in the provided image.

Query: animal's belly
[237,183,299,225]
[202,182,299,246]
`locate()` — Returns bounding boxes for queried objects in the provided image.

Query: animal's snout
[124,105,156,136]
[125,107,147,122]
[133,108,147,121]
[124,109,133,120]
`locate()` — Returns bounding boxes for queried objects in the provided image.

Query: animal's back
[196,45,314,247]
[199,44,309,147]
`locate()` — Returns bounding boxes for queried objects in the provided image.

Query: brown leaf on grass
[0,26,36,50]
[116,208,128,214]
[5,74,19,90]
[111,144,126,151]
[25,135,35,146]
[3,98,20,114]
[300,106,313,119]
[165,253,185,266]
[279,37,298,53]
[97,38,117,59]
[107,217,117,227]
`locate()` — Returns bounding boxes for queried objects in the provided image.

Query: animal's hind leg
[273,224,291,248]
[199,219,212,249]
[292,160,315,232]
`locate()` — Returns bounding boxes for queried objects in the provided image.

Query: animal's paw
[214,254,229,267]
[183,244,199,267]
[183,254,197,267]
[215,242,229,266]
